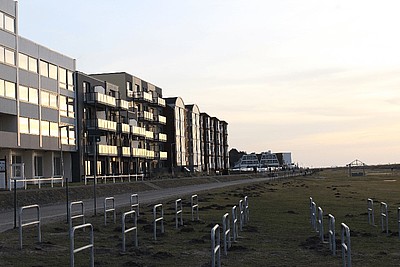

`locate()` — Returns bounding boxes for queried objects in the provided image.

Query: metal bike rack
[311,201,317,231]
[70,223,94,267]
[211,224,221,267]
[232,205,238,242]
[191,194,199,221]
[328,214,336,255]
[153,204,164,241]
[380,202,388,235]
[122,210,138,252]
[244,196,249,223]
[318,207,324,242]
[222,213,231,255]
[239,199,244,231]
[367,198,374,225]
[175,198,183,229]
[130,194,139,216]
[341,223,352,267]
[104,197,116,226]
[69,201,85,229]
[19,204,41,249]
[309,197,313,224]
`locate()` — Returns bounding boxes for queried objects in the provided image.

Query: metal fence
[153,204,164,241]
[380,202,388,235]
[211,224,221,267]
[69,201,85,229]
[341,223,352,267]
[232,205,238,242]
[222,213,231,256]
[122,210,138,252]
[244,196,249,223]
[19,204,41,249]
[367,198,374,226]
[239,199,244,231]
[317,207,324,242]
[175,198,183,229]
[130,194,139,217]
[84,174,144,185]
[311,201,317,231]
[70,223,94,267]
[191,194,199,221]
[328,214,336,256]
[104,197,116,226]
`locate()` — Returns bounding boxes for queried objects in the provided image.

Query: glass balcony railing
[160,151,168,160]
[153,97,166,107]
[139,111,154,121]
[132,148,147,158]
[117,99,129,110]
[132,126,146,136]
[98,145,118,156]
[120,123,131,134]
[122,146,131,157]
[146,150,155,159]
[97,118,117,132]
[134,91,153,102]
[145,130,154,139]
[158,133,167,142]
[157,115,166,124]
[84,92,116,107]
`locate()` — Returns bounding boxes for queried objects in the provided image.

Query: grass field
[1,168,400,266]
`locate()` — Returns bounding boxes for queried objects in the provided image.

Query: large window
[34,156,43,177]
[40,60,57,80]
[19,117,29,134]
[50,122,58,137]
[0,80,16,99]
[0,12,15,33]
[18,53,38,73]
[19,85,38,104]
[0,46,15,66]
[41,121,49,136]
[40,90,58,109]
[54,157,61,176]
[29,118,40,135]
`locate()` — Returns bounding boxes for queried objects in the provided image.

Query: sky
[17,0,400,167]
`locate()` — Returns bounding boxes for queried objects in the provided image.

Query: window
[34,156,43,177]
[4,48,14,65]
[0,47,4,62]
[60,95,67,117]
[68,98,75,118]
[4,14,14,33]
[41,121,49,136]
[67,71,74,91]
[41,91,49,106]
[40,61,48,77]
[29,118,40,135]
[19,117,29,134]
[49,93,57,108]
[29,57,37,73]
[0,79,4,96]
[29,87,38,104]
[127,81,133,97]
[18,53,28,70]
[61,126,68,144]
[49,63,57,80]
[50,122,58,137]
[5,80,15,98]
[19,85,28,102]
[0,13,3,29]
[59,67,66,89]
[54,157,61,176]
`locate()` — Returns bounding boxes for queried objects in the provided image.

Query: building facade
[0,0,76,189]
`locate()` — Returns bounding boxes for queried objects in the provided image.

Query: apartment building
[0,0,76,188]
[185,104,202,172]
[90,72,168,177]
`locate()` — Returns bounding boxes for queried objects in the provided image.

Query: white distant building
[276,152,293,169]
[233,153,259,170]
[259,151,279,168]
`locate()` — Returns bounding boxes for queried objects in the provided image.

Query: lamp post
[59,125,71,224]
[170,142,175,177]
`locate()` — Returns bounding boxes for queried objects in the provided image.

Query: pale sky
[18,0,400,167]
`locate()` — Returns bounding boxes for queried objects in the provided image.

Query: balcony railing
[146,150,155,159]
[117,99,129,110]
[119,123,131,134]
[160,151,168,160]
[158,133,167,142]
[98,145,118,156]
[139,111,154,121]
[132,148,147,158]
[132,126,146,137]
[122,146,131,157]
[153,97,166,107]
[145,130,154,140]
[134,91,153,102]
[84,92,116,107]
[87,118,117,132]
[156,115,166,124]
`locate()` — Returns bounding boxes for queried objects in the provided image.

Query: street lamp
[59,124,72,224]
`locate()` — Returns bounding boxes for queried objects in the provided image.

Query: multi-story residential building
[221,121,229,169]
[200,112,213,173]
[185,104,202,172]
[0,0,76,188]
[165,97,188,171]
[90,72,168,177]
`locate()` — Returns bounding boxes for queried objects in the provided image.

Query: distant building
[231,150,292,170]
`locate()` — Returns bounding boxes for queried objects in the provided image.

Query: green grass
[2,168,400,266]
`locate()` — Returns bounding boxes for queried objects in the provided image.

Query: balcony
[132,126,146,137]
[117,99,129,110]
[153,97,166,107]
[84,92,116,107]
[122,146,131,157]
[158,133,167,142]
[87,118,117,132]
[139,111,154,121]
[145,130,154,140]
[98,145,118,156]
[146,150,155,159]
[134,91,153,102]
[132,148,147,158]
[155,115,166,125]
[119,123,131,134]
[160,151,168,160]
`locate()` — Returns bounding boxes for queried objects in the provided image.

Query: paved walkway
[0,175,291,232]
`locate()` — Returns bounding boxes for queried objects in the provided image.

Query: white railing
[160,151,168,160]
[310,201,317,231]
[239,199,244,231]
[158,133,167,142]
[84,174,144,185]
[380,202,388,235]
[153,204,164,241]
[244,196,249,223]
[104,197,116,226]
[122,147,131,157]
[191,194,199,221]
[211,224,221,267]
[132,126,146,136]
[19,204,41,249]
[145,130,154,139]
[117,99,129,110]
[69,201,85,230]
[70,223,94,267]
[158,115,166,124]
[98,144,118,156]
[175,198,183,229]
[341,223,352,267]
[328,214,336,256]
[120,123,130,133]
[367,198,374,226]
[10,177,64,191]
[318,207,324,242]
[232,205,238,242]
[122,210,138,252]
[222,213,231,256]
